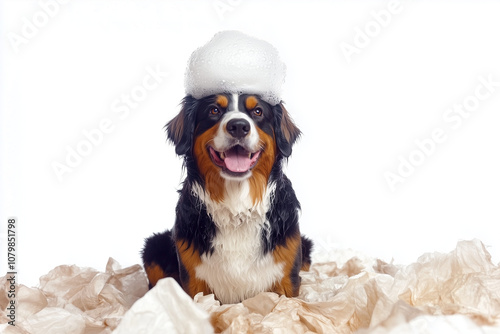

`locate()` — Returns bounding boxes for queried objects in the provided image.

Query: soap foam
[184,31,286,106]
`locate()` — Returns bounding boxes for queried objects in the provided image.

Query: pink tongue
[224,147,252,173]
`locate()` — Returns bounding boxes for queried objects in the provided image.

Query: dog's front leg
[176,240,212,298]
[271,234,303,298]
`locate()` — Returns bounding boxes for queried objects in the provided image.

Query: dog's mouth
[209,145,262,175]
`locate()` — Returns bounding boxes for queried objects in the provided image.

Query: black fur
[261,170,301,254]
[141,230,179,288]
[301,236,314,267]
[172,182,216,255]
[273,103,298,157]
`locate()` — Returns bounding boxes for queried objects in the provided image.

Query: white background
[1,0,499,287]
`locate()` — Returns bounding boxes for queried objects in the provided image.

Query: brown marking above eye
[216,95,228,108]
[245,96,258,111]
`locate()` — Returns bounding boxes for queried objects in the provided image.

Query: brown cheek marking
[176,240,211,298]
[193,124,226,202]
[216,95,228,108]
[272,234,302,297]
[144,263,167,288]
[245,95,258,110]
[248,128,276,204]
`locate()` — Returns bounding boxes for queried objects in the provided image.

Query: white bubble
[184,31,286,106]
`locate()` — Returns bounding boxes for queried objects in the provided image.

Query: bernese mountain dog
[142,93,312,304]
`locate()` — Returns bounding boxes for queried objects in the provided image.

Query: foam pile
[184,31,286,105]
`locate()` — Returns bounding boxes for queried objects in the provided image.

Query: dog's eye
[210,107,221,116]
[253,108,263,117]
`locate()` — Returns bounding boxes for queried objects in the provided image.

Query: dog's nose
[226,118,250,138]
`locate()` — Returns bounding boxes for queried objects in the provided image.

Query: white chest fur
[191,180,284,304]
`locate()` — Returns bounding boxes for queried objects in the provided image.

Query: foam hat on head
[184,31,286,106]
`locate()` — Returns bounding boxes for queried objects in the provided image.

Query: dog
[142,93,312,304]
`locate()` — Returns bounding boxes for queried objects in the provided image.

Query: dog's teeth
[220,152,225,159]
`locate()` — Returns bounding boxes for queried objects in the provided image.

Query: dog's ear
[166,97,197,155]
[274,103,301,157]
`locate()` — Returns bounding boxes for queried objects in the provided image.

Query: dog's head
[166,93,300,199]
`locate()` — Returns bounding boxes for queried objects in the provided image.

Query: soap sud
[184,31,286,106]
